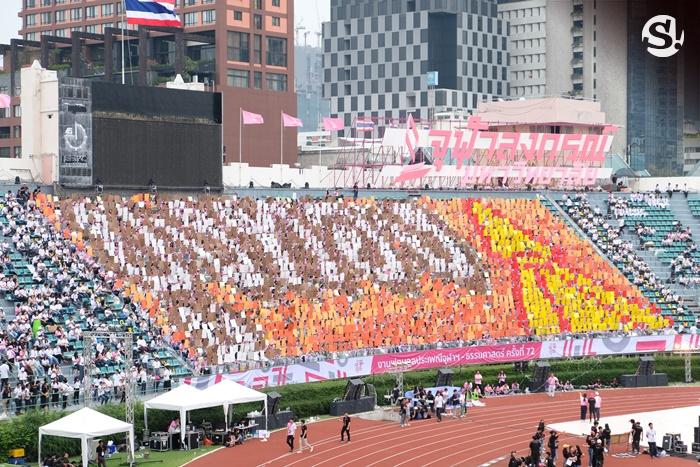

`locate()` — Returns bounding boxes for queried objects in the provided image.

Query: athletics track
[188,386,700,466]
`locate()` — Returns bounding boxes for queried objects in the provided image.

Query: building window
[0,148,10,158]
[272,0,280,6]
[233,10,242,21]
[41,0,51,5]
[25,0,35,8]
[202,9,215,24]
[86,24,97,34]
[253,71,262,89]
[13,147,21,158]
[202,0,214,3]
[227,69,249,88]
[85,6,96,19]
[253,34,262,64]
[253,0,262,9]
[55,10,66,23]
[71,7,82,21]
[25,14,36,27]
[183,12,196,26]
[101,4,113,17]
[13,126,21,139]
[26,32,37,41]
[184,0,196,6]
[0,110,5,119]
[227,31,249,62]
[55,28,67,37]
[0,128,8,139]
[266,36,287,67]
[266,73,287,91]
[253,14,262,29]
[272,16,280,27]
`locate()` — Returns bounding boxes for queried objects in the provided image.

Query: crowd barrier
[184,334,700,390]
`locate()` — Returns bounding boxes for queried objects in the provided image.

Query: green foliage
[2,355,698,462]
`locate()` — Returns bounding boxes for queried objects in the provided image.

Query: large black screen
[90,82,222,189]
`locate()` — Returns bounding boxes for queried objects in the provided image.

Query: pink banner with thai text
[370,342,543,374]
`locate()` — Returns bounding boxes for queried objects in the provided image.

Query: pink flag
[0,94,11,109]
[323,117,344,132]
[241,109,264,125]
[282,112,303,128]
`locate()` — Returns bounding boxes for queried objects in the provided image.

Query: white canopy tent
[143,381,268,447]
[201,379,268,432]
[38,407,134,467]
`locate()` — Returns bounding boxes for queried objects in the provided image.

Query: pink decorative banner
[323,117,344,131]
[370,343,543,374]
[184,335,698,390]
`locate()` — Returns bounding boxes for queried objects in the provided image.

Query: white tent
[143,382,268,447]
[200,379,268,432]
[38,407,134,467]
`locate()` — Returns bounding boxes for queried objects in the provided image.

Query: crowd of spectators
[560,194,682,314]
[0,188,172,416]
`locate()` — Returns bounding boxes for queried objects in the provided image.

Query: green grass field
[0,445,220,467]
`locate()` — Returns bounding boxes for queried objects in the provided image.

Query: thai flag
[125,0,182,27]
[356,119,374,132]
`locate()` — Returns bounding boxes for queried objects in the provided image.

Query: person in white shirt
[646,422,658,458]
[286,418,297,452]
[434,391,444,422]
[0,361,9,389]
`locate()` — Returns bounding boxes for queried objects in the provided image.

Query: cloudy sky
[0,0,329,45]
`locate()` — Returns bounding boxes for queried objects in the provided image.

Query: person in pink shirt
[545,373,558,398]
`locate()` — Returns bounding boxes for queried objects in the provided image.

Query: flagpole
[280,111,283,183]
[239,107,242,187]
[121,0,125,84]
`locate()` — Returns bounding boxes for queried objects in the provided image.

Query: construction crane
[295,25,306,47]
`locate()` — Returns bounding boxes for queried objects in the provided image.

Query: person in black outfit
[548,430,559,464]
[588,394,596,423]
[592,439,605,467]
[600,423,611,451]
[96,440,106,467]
[508,451,523,467]
[631,420,643,454]
[340,413,351,442]
[529,434,540,466]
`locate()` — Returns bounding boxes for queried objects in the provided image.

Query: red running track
[187,386,700,466]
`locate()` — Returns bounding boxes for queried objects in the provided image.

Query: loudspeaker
[251,410,294,431]
[694,427,700,444]
[651,373,668,386]
[620,374,637,387]
[530,362,550,392]
[186,432,199,449]
[344,379,365,401]
[663,435,673,451]
[691,442,700,453]
[267,391,282,415]
[637,356,655,376]
[636,375,648,387]
[329,396,375,416]
[436,369,453,387]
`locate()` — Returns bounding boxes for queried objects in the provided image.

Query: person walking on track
[297,419,313,453]
[286,418,296,452]
[340,413,351,442]
[545,373,558,398]
[580,392,588,421]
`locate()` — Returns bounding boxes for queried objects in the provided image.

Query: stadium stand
[0,189,187,416]
[558,194,697,327]
[54,194,669,370]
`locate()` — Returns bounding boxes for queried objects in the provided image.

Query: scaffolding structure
[83,331,135,464]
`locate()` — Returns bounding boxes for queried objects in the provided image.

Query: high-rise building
[295,44,329,132]
[1,0,296,168]
[498,0,628,158]
[322,0,509,137]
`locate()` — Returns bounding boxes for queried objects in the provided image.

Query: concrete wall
[14,61,58,184]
